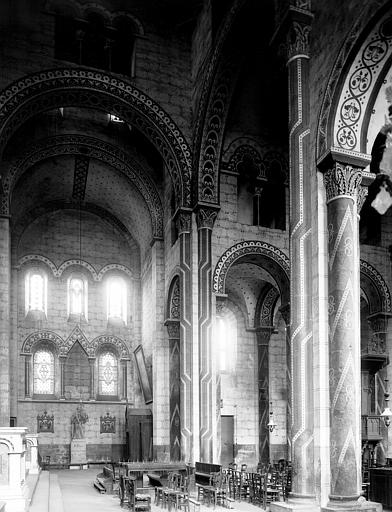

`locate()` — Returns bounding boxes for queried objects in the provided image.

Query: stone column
[322,159,376,511]
[272,5,315,510]
[175,208,193,462]
[165,320,181,461]
[280,304,291,461]
[256,326,274,464]
[88,358,95,400]
[196,205,218,462]
[24,356,31,398]
[0,217,10,426]
[59,356,66,399]
[120,360,128,400]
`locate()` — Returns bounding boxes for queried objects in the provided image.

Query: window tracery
[33,349,54,395]
[98,351,118,396]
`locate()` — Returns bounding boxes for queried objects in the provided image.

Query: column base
[321,498,381,512]
[270,497,319,512]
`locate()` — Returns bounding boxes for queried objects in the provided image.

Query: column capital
[195,204,219,230]
[174,207,192,235]
[164,319,180,338]
[256,325,275,345]
[271,4,313,62]
[279,303,290,325]
[215,293,228,316]
[323,162,363,203]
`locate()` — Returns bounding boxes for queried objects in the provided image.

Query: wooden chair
[127,477,151,512]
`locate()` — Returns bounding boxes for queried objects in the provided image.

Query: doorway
[221,415,234,467]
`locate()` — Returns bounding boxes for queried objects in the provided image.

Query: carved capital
[287,20,311,60]
[175,208,192,235]
[165,319,180,339]
[273,5,313,62]
[279,303,290,325]
[357,186,368,213]
[256,326,275,346]
[195,206,219,230]
[215,293,228,317]
[324,163,362,202]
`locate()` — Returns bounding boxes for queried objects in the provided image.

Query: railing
[361,415,383,441]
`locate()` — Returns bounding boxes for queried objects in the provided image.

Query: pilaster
[175,208,193,462]
[0,217,10,426]
[271,3,316,510]
[196,204,219,462]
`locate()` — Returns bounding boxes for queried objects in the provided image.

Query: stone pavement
[28,467,272,512]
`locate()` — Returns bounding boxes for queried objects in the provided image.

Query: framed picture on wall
[134,345,153,404]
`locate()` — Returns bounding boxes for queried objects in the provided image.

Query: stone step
[48,473,64,512]
[29,470,49,512]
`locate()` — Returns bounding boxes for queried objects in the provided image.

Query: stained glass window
[98,352,118,395]
[33,350,54,394]
[25,271,47,314]
[68,276,87,318]
[107,277,127,323]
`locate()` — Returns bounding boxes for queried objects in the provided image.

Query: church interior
[1,0,392,511]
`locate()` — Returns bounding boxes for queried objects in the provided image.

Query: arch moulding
[317,1,392,161]
[0,68,191,208]
[212,240,290,305]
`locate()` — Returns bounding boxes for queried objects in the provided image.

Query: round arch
[1,134,164,238]
[360,259,392,314]
[166,275,180,321]
[317,1,392,158]
[212,241,290,306]
[0,68,192,208]
[21,330,64,355]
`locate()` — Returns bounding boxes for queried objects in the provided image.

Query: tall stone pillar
[321,157,376,511]
[196,205,218,462]
[175,208,193,462]
[0,217,10,426]
[59,356,66,399]
[256,326,274,464]
[165,320,181,461]
[279,304,291,461]
[271,5,316,511]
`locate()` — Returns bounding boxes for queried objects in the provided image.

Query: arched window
[25,270,47,316]
[107,276,127,325]
[98,351,118,397]
[82,12,106,69]
[67,275,88,321]
[111,16,135,76]
[33,349,55,395]
[216,314,237,373]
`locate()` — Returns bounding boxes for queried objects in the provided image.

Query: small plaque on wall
[100,412,116,433]
[37,410,54,433]
[134,345,153,404]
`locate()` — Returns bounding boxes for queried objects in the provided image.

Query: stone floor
[28,467,392,512]
[28,466,271,512]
